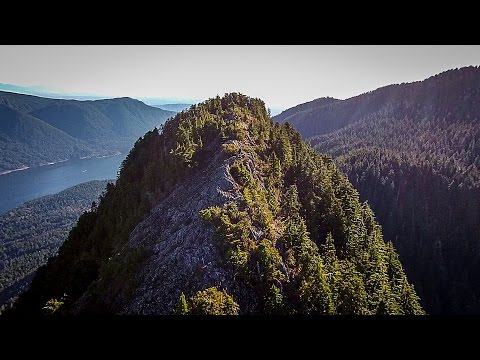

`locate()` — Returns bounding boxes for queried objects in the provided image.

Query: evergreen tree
[176,292,189,315]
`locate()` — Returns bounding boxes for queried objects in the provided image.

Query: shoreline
[39,159,68,166]
[0,166,30,176]
[0,152,123,177]
[80,151,121,160]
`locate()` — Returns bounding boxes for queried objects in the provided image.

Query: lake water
[0,154,126,215]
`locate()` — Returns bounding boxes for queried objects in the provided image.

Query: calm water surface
[0,154,126,215]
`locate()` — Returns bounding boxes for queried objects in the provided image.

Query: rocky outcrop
[76,141,257,314]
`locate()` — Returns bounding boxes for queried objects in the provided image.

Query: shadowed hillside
[275,67,480,313]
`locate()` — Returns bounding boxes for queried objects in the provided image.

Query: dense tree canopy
[275,67,480,314]
[0,180,110,313]
[10,93,423,315]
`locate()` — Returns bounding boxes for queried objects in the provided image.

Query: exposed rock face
[121,149,252,313]
[74,141,257,314]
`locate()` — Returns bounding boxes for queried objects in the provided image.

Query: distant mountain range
[149,103,192,112]
[0,83,198,105]
[0,83,108,101]
[274,66,480,314]
[0,91,175,174]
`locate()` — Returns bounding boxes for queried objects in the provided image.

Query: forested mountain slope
[0,180,110,312]
[0,91,175,173]
[10,94,423,315]
[275,66,480,313]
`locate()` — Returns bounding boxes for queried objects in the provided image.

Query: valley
[0,152,124,214]
[1,50,479,315]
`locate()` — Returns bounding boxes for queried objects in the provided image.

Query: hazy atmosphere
[1,45,480,108]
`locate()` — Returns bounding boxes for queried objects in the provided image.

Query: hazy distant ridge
[0,91,175,173]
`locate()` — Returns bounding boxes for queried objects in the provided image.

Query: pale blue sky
[1,45,480,109]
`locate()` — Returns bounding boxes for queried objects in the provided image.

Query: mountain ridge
[11,93,423,315]
[274,66,480,142]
